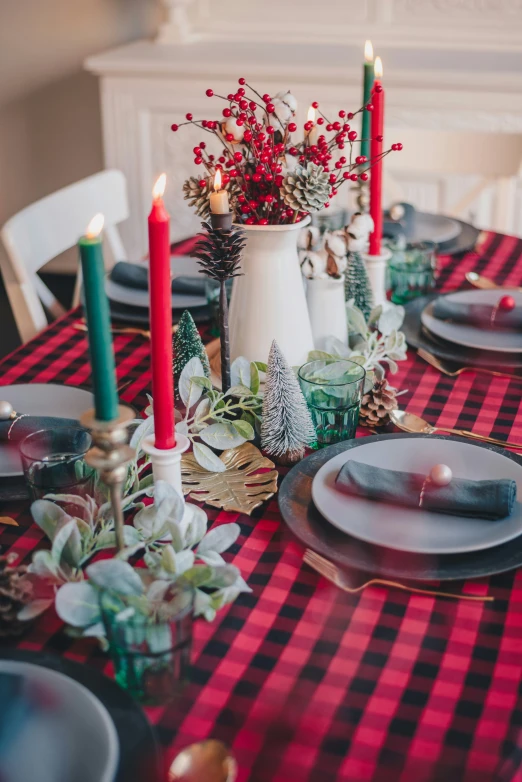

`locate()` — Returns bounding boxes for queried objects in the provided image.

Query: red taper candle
[148,174,175,449]
[369,56,384,256]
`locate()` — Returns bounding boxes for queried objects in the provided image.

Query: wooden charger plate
[278,432,522,582]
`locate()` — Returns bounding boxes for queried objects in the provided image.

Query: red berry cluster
[171,79,402,225]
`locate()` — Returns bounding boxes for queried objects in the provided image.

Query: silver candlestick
[80,406,135,551]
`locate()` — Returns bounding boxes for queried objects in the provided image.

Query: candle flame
[374,56,383,79]
[86,213,104,239]
[307,105,316,123]
[152,173,167,201]
[364,40,374,63]
[213,168,222,192]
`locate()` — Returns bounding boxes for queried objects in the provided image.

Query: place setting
[3,22,522,782]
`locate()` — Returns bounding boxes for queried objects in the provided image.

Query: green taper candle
[78,214,119,421]
[361,40,375,162]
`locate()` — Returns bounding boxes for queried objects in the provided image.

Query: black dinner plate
[0,650,161,782]
[402,295,522,371]
[438,218,481,256]
[279,433,522,582]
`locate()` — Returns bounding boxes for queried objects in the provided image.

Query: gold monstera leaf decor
[181,443,278,515]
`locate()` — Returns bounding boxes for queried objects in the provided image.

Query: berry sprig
[172,78,402,225]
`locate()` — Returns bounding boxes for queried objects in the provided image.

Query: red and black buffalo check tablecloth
[2,231,522,782]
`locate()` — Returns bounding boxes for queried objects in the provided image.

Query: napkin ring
[419,464,453,507]
[7,414,29,441]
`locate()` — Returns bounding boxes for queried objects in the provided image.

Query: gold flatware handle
[436,426,522,450]
[418,347,522,383]
[303,550,492,603]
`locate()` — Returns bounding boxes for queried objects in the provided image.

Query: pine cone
[359,379,398,428]
[183,177,240,220]
[280,163,330,213]
[0,554,33,637]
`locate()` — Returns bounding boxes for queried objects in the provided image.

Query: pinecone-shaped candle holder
[191,220,245,393]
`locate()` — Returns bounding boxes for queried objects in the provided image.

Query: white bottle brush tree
[261,340,316,465]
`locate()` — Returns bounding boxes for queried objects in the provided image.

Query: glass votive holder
[298,359,366,447]
[20,427,95,506]
[388,240,437,304]
[99,585,194,705]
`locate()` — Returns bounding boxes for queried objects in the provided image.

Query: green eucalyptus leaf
[307,350,335,361]
[193,442,226,473]
[179,357,205,408]
[182,504,208,549]
[200,422,246,450]
[225,384,252,398]
[231,419,254,441]
[87,559,144,596]
[181,565,214,588]
[230,356,251,388]
[51,520,76,566]
[55,582,100,628]
[197,522,240,555]
[191,376,212,390]
[207,564,241,588]
[253,361,268,373]
[30,499,68,542]
[198,550,226,567]
[250,362,260,395]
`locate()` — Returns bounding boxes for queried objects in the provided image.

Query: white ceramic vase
[229,217,314,366]
[306,276,348,350]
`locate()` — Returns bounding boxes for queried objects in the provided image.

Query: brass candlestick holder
[80,405,135,551]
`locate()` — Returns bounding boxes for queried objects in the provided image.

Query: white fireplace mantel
[86,36,522,256]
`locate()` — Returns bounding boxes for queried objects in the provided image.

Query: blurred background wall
[0,0,160,273]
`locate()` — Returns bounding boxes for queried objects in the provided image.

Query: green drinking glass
[388,240,437,304]
[100,586,194,705]
[298,359,366,447]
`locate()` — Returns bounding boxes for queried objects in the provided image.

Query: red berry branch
[173,79,402,226]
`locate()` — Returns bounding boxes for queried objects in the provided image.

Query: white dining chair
[385,129,522,234]
[0,169,129,344]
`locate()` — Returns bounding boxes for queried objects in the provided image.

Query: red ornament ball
[194,157,203,165]
[205,89,213,97]
[355,155,367,165]
[246,217,256,225]
[258,218,269,225]
[199,141,206,149]
[324,202,330,209]
[360,172,369,181]
[348,131,358,141]
[288,122,297,133]
[343,171,351,179]
[198,179,206,187]
[317,117,325,125]
[223,108,232,118]
[239,99,248,110]
[237,87,245,96]
[252,173,262,183]
[266,103,275,114]
[262,93,271,103]
[266,125,275,135]
[225,133,235,142]
[347,112,354,120]
[374,84,383,93]
[375,134,384,143]
[339,110,346,118]
[249,101,257,111]
[185,113,193,121]
[234,151,243,162]
[238,77,246,85]
[498,295,516,312]
[285,208,294,218]
[171,124,179,132]
[244,130,253,142]
[350,173,358,181]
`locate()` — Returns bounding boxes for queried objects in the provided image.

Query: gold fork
[303,549,493,603]
[417,348,522,383]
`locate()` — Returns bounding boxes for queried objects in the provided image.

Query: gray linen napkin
[433,297,522,330]
[0,416,80,443]
[110,261,206,296]
[335,460,516,520]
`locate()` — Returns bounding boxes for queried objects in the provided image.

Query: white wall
[0,0,161,272]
